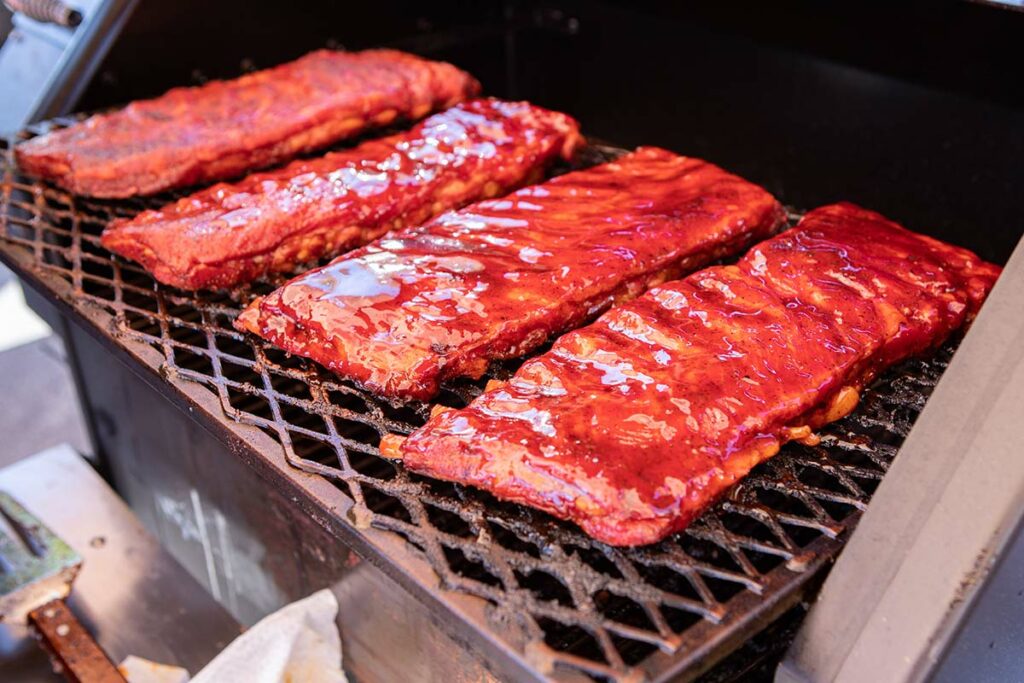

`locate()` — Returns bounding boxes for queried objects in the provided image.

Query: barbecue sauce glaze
[17,49,479,198]
[397,204,1001,546]
[103,98,581,289]
[236,147,786,400]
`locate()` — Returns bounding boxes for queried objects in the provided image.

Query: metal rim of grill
[0,119,956,683]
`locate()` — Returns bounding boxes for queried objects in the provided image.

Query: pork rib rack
[101,99,580,289]
[236,147,786,401]
[16,49,480,198]
[393,203,1001,546]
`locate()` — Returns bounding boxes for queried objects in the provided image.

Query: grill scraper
[0,491,126,682]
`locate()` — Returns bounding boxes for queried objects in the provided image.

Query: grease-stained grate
[0,120,955,683]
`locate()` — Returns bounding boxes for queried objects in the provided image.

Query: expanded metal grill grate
[0,120,957,682]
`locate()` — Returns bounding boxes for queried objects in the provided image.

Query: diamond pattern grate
[0,120,955,682]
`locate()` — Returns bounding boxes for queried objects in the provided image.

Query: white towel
[120,589,347,683]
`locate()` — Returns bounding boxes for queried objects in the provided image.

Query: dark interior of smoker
[75,0,1024,265]
[22,2,1018,681]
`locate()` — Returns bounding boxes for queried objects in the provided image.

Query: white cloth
[119,657,189,683]
[121,589,347,683]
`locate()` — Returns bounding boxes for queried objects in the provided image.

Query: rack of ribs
[235,146,786,400]
[100,99,581,289]
[390,203,1001,546]
[16,49,480,197]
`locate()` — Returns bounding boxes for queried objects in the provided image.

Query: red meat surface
[101,99,580,289]
[236,147,785,400]
[16,49,479,197]
[396,203,1001,546]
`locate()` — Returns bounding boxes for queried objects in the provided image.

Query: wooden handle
[28,598,126,683]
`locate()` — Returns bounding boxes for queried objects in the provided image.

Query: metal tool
[0,491,126,683]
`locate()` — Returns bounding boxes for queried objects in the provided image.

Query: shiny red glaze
[400,203,1002,546]
[236,147,785,400]
[16,49,479,198]
[100,99,581,289]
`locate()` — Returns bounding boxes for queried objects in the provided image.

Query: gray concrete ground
[0,261,91,466]
[0,334,92,467]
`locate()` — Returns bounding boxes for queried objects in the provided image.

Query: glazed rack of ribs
[15,49,480,198]
[236,147,785,401]
[100,98,581,289]
[394,203,998,546]
[0,123,977,682]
